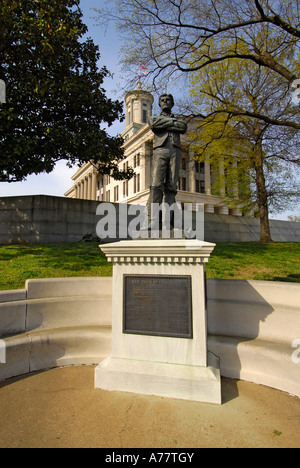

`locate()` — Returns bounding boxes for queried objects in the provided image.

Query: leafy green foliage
[188,42,300,241]
[0,0,127,182]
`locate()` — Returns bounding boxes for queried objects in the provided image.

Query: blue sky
[0,0,298,220]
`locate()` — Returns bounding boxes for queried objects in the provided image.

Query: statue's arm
[150,116,187,134]
[149,116,176,130]
[172,119,188,134]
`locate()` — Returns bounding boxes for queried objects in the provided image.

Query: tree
[96,0,300,242]
[288,215,300,222]
[188,31,300,242]
[96,0,300,129]
[0,0,131,183]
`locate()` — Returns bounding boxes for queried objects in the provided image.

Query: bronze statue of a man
[146,94,187,229]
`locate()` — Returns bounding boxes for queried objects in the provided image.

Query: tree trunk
[254,141,273,243]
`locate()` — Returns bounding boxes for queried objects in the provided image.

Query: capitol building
[65,82,244,216]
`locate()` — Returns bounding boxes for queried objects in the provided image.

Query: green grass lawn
[0,242,299,291]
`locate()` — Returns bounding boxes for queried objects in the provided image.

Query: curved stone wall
[0,277,299,398]
[207,279,300,397]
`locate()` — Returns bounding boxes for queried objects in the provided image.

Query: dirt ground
[0,365,299,448]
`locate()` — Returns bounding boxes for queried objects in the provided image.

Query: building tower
[123,80,154,142]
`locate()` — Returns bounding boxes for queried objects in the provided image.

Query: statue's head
[159,94,174,113]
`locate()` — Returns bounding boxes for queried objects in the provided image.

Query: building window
[106,190,110,202]
[182,158,187,170]
[123,180,129,198]
[142,102,148,123]
[195,162,205,174]
[133,154,140,168]
[178,177,186,191]
[114,186,119,202]
[128,103,131,124]
[196,180,205,193]
[133,99,139,121]
[134,174,140,193]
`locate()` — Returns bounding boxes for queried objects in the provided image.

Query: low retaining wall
[0,278,112,380]
[0,195,100,244]
[0,195,299,243]
[0,277,299,399]
[207,279,300,397]
[205,213,300,243]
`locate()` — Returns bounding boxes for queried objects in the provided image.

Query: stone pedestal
[95,239,222,404]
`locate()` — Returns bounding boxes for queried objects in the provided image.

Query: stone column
[188,150,195,193]
[88,174,92,200]
[232,160,239,199]
[84,177,88,200]
[92,172,97,201]
[205,160,211,195]
[219,159,226,198]
[90,175,93,200]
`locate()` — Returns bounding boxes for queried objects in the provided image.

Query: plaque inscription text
[123,275,193,338]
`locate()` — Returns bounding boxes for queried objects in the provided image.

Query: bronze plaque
[123,275,193,339]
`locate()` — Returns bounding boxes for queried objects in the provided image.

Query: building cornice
[123,124,153,151]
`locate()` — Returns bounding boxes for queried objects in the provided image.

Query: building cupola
[124,80,154,128]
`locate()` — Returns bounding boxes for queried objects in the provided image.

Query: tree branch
[190,109,300,130]
[254,0,300,39]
